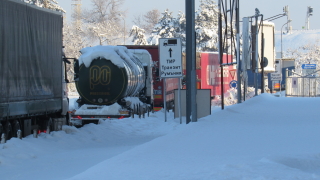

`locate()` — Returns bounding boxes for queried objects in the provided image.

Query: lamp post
[281,20,292,59]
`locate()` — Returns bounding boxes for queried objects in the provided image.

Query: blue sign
[302,64,316,69]
[229,80,237,89]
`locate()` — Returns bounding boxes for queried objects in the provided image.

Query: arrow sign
[169,48,172,57]
[159,38,182,78]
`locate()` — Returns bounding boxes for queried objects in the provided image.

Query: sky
[58,0,320,31]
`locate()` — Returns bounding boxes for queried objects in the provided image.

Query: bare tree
[82,0,126,45]
[132,14,144,28]
[132,9,161,34]
[143,9,161,33]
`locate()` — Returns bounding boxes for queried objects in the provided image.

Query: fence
[286,76,320,97]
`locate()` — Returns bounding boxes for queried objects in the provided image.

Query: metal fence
[286,77,320,97]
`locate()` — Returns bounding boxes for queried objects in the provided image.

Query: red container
[183,52,236,98]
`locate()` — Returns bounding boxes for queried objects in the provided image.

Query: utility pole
[185,0,197,123]
[282,6,292,33]
[71,0,82,29]
[305,6,313,30]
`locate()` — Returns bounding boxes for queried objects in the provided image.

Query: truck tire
[12,120,20,138]
[5,121,13,140]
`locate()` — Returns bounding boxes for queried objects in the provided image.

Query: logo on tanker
[90,65,111,90]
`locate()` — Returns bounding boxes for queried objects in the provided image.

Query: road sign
[229,80,237,89]
[302,64,316,69]
[270,73,282,81]
[274,60,281,74]
[159,38,182,78]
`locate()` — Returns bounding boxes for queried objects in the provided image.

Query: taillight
[38,130,47,134]
[118,116,125,119]
[74,115,82,119]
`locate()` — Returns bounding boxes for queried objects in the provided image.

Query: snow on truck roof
[79,45,139,68]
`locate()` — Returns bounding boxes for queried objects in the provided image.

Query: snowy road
[0,97,180,180]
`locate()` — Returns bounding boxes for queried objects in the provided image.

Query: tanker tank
[71,45,150,126]
[75,45,146,105]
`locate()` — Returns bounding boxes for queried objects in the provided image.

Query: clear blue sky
[58,0,320,31]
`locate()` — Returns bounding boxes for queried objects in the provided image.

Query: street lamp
[281,20,292,59]
[306,6,313,30]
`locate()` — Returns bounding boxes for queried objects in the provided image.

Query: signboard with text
[270,73,282,81]
[302,64,317,76]
[159,38,182,78]
[271,60,282,81]
[302,64,316,69]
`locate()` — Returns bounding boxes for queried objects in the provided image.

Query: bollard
[33,129,38,138]
[17,130,22,139]
[1,133,6,144]
[46,126,51,134]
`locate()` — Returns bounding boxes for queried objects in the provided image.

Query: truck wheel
[12,120,20,138]
[5,121,13,140]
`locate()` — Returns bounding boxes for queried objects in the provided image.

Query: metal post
[303,78,305,97]
[254,10,259,96]
[261,32,264,93]
[163,78,167,122]
[281,20,292,59]
[185,0,197,123]
[178,77,182,124]
[218,0,224,109]
[236,0,241,103]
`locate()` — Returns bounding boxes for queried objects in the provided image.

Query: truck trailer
[0,0,69,141]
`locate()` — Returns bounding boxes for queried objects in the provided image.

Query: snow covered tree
[129,26,148,45]
[148,9,178,45]
[81,0,125,45]
[195,0,219,52]
[285,40,320,75]
[22,0,65,12]
[175,11,186,51]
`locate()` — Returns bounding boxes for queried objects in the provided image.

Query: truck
[0,0,69,141]
[182,52,236,98]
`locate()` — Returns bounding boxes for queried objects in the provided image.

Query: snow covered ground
[1,93,320,180]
